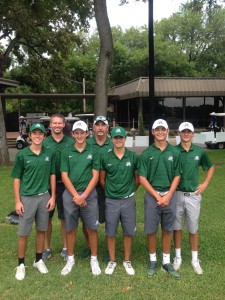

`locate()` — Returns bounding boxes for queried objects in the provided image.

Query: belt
[177,191,196,196]
[123,192,135,199]
[156,191,169,196]
[36,191,48,196]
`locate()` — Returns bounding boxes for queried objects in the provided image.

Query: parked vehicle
[205,112,225,149]
[16,133,30,149]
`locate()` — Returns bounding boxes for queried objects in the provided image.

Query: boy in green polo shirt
[173,122,214,274]
[100,126,139,276]
[139,119,181,279]
[60,120,101,276]
[11,123,56,281]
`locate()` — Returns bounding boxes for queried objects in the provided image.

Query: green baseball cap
[111,126,126,138]
[29,123,46,134]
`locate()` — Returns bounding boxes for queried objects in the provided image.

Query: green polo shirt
[138,143,181,191]
[87,136,113,155]
[101,148,139,199]
[43,134,74,180]
[176,143,213,192]
[60,143,100,191]
[11,146,56,196]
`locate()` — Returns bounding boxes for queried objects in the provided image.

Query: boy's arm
[14,178,24,216]
[160,175,180,206]
[46,174,56,211]
[139,175,162,203]
[195,165,215,195]
[72,169,99,207]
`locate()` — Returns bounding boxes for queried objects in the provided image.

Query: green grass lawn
[0,150,225,300]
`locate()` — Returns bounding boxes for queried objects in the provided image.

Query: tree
[93,0,113,117]
[0,0,93,165]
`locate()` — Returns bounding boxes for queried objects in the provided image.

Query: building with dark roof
[108,77,225,130]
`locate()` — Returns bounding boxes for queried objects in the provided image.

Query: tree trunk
[94,0,113,117]
[0,96,10,165]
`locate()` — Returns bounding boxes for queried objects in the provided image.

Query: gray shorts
[173,191,202,234]
[18,192,50,236]
[105,196,136,237]
[63,189,99,232]
[144,192,177,234]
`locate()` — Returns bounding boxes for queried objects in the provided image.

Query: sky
[91,0,187,30]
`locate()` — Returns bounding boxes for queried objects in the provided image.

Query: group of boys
[12,114,214,281]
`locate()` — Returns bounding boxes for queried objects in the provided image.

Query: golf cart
[16,115,42,149]
[205,112,225,149]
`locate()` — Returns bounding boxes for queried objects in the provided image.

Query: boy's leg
[107,236,116,261]
[18,236,28,259]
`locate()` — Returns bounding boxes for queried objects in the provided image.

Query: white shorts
[173,191,202,234]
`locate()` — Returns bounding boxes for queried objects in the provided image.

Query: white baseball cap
[152,119,168,130]
[178,122,194,132]
[72,120,88,132]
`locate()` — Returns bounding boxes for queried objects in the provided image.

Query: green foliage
[0,149,225,299]
[0,0,93,81]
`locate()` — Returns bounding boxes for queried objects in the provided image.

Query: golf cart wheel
[218,143,224,150]
[16,142,24,150]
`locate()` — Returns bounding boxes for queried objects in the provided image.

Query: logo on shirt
[69,155,73,158]
[194,156,199,160]
[149,157,154,160]
[168,156,173,161]
[107,163,112,167]
[126,161,131,167]
[45,157,50,161]
[108,149,112,152]
[26,160,31,164]
[87,154,92,160]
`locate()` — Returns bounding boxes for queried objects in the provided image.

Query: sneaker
[105,261,117,275]
[146,261,157,276]
[61,249,68,261]
[79,247,91,259]
[162,263,181,279]
[192,260,203,275]
[33,259,48,274]
[123,261,135,276]
[61,259,75,276]
[15,264,26,280]
[42,249,52,262]
[173,257,182,271]
[90,258,101,276]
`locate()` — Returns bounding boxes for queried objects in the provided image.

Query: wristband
[81,193,87,200]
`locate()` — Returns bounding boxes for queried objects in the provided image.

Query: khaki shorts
[173,191,202,234]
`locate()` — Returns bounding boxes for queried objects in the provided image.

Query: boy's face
[152,126,169,142]
[29,129,45,145]
[72,129,88,144]
[178,129,194,142]
[112,136,126,149]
